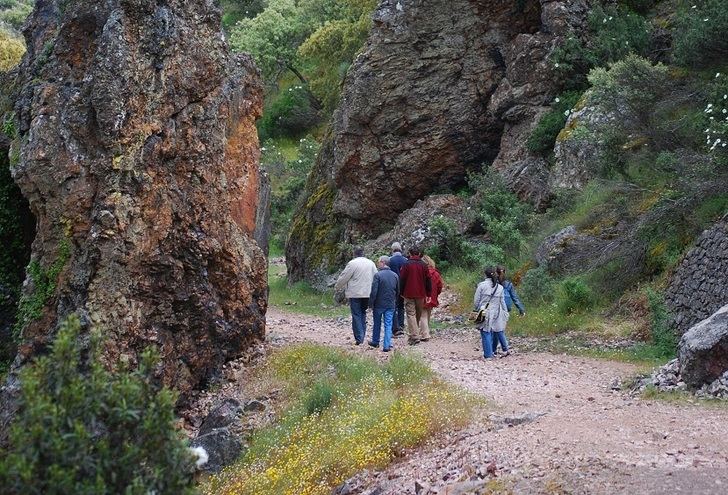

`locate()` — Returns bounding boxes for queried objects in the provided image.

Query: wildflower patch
[203,345,479,495]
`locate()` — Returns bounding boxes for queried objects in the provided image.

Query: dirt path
[266,307,728,495]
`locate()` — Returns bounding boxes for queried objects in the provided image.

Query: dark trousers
[349,298,369,344]
[394,296,405,331]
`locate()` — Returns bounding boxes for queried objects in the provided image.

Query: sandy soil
[266,307,728,495]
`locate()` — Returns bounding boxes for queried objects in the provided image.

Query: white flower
[555,97,560,103]
[704,18,709,21]
[564,110,570,116]
[261,147,267,151]
[554,62,560,68]
[190,446,209,469]
[691,5,697,8]
[716,73,721,78]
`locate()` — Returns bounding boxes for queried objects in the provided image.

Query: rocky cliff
[5,0,268,400]
[287,0,591,282]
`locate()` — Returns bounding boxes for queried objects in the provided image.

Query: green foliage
[673,0,728,68]
[588,54,670,124]
[13,235,72,340]
[220,0,266,29]
[427,217,496,272]
[0,0,32,32]
[552,5,650,89]
[258,84,320,140]
[469,171,531,261]
[703,72,728,162]
[265,136,320,248]
[556,277,596,315]
[643,288,677,358]
[0,315,196,494]
[519,265,556,304]
[0,28,24,71]
[526,90,583,155]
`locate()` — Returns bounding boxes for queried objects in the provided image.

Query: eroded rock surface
[678,304,728,390]
[287,0,592,282]
[666,218,728,335]
[7,0,268,399]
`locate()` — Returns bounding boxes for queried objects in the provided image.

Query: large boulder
[5,0,268,402]
[666,218,728,335]
[678,305,728,390]
[287,0,592,283]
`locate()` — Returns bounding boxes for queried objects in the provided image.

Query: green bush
[556,277,595,315]
[673,0,728,68]
[646,288,677,357]
[703,72,728,163]
[519,266,556,304]
[527,90,584,155]
[0,316,196,495]
[258,85,320,141]
[427,216,500,271]
[552,5,650,89]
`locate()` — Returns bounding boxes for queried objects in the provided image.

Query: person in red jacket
[398,246,431,345]
[422,255,444,338]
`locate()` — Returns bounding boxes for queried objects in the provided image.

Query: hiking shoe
[500,350,511,358]
[393,330,405,337]
[368,341,379,348]
[421,338,430,342]
[408,339,420,346]
[382,348,392,352]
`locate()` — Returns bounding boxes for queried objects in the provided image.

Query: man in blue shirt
[368,256,399,352]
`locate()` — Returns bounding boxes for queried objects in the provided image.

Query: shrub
[519,266,556,304]
[427,216,500,272]
[703,72,728,162]
[556,277,596,315]
[0,315,196,494]
[257,84,320,141]
[0,29,24,71]
[673,0,728,68]
[552,5,650,89]
[527,90,584,155]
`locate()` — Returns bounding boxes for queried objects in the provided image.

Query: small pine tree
[0,315,196,495]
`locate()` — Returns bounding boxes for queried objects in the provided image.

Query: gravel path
[267,307,728,495]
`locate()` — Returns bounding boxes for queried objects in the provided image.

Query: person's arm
[436,272,444,295]
[369,274,379,308]
[335,262,354,292]
[509,284,525,315]
[473,283,483,311]
[399,265,408,295]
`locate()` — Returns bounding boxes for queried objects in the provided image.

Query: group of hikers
[334,243,525,358]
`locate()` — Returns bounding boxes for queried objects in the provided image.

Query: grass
[203,345,479,495]
[641,385,728,408]
[268,261,348,318]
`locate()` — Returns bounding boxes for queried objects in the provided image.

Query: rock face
[678,305,728,390]
[287,0,591,282]
[7,0,268,399]
[665,218,728,335]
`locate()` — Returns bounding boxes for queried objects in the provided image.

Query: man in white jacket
[335,247,378,345]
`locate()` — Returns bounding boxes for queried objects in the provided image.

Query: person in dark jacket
[399,246,430,345]
[388,242,407,336]
[368,256,399,352]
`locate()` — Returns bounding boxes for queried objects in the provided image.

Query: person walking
[388,242,407,336]
[493,266,524,355]
[368,256,399,352]
[473,266,509,359]
[422,255,443,338]
[335,247,377,345]
[399,246,431,345]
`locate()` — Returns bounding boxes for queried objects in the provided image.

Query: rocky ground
[259,306,728,495]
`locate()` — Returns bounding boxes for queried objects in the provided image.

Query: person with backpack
[398,246,431,345]
[388,242,407,336]
[422,255,444,337]
[368,256,399,352]
[335,247,378,345]
[473,266,509,359]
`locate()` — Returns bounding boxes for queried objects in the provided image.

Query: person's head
[422,255,436,269]
[496,265,506,284]
[484,266,498,287]
[391,242,402,253]
[409,246,421,257]
[378,255,390,269]
[353,247,365,258]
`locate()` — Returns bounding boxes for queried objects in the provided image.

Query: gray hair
[378,255,390,266]
[391,242,402,253]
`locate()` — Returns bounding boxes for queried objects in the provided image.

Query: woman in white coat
[473,266,510,359]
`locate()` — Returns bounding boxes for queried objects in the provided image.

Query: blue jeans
[394,297,405,331]
[349,298,369,344]
[480,330,494,358]
[492,331,509,353]
[371,308,394,350]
